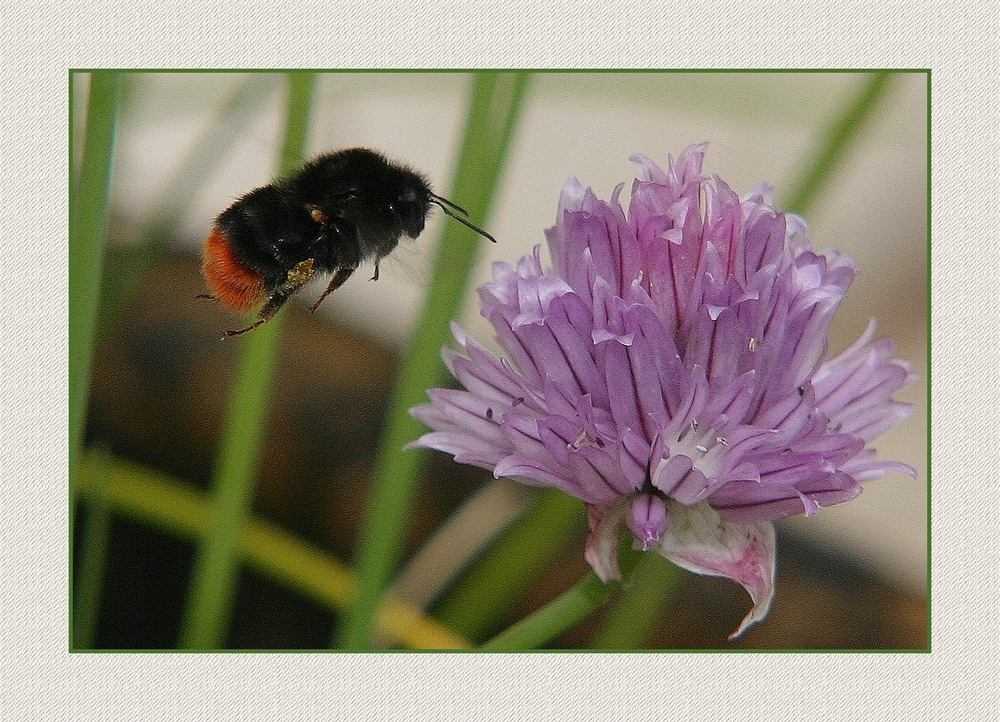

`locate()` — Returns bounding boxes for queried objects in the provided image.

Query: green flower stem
[336,72,531,649]
[435,488,584,642]
[178,73,316,649]
[588,550,682,649]
[783,72,895,216]
[478,535,646,650]
[69,72,120,493]
[479,572,619,651]
[75,452,471,649]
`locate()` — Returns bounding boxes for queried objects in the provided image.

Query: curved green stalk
[434,488,584,642]
[588,551,682,649]
[76,452,471,649]
[479,573,618,651]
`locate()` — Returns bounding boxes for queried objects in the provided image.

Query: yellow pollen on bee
[274,258,315,296]
[288,258,314,282]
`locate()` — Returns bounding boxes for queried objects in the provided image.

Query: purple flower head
[412,144,916,639]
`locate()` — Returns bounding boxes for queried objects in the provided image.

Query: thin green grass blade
[336,71,531,649]
[69,71,120,492]
[71,446,113,649]
[178,73,316,649]
[434,488,584,642]
[68,72,120,651]
[783,72,896,216]
[478,534,645,650]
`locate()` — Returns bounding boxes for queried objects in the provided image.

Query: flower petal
[584,500,629,582]
[627,493,668,551]
[651,500,776,639]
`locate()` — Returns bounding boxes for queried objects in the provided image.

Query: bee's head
[391,183,431,240]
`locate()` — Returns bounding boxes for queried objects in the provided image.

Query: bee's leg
[224,259,315,337]
[308,264,356,313]
[223,295,290,336]
[370,259,380,281]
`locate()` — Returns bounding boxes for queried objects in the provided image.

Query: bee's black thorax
[289,148,433,260]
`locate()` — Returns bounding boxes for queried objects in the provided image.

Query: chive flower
[411,144,916,639]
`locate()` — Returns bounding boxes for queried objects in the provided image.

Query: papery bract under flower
[411,144,916,639]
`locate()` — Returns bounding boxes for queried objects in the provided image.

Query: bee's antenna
[428,193,470,216]
[428,194,497,243]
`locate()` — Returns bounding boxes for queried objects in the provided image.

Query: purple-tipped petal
[627,493,669,550]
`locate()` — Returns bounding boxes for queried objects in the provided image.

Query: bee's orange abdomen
[202,226,267,313]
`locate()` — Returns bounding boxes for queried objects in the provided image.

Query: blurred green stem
[72,446,114,648]
[96,75,278,342]
[178,73,316,649]
[435,488,584,642]
[588,551,682,649]
[69,73,119,650]
[480,573,618,650]
[784,72,895,215]
[336,72,531,649]
[69,72,119,492]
